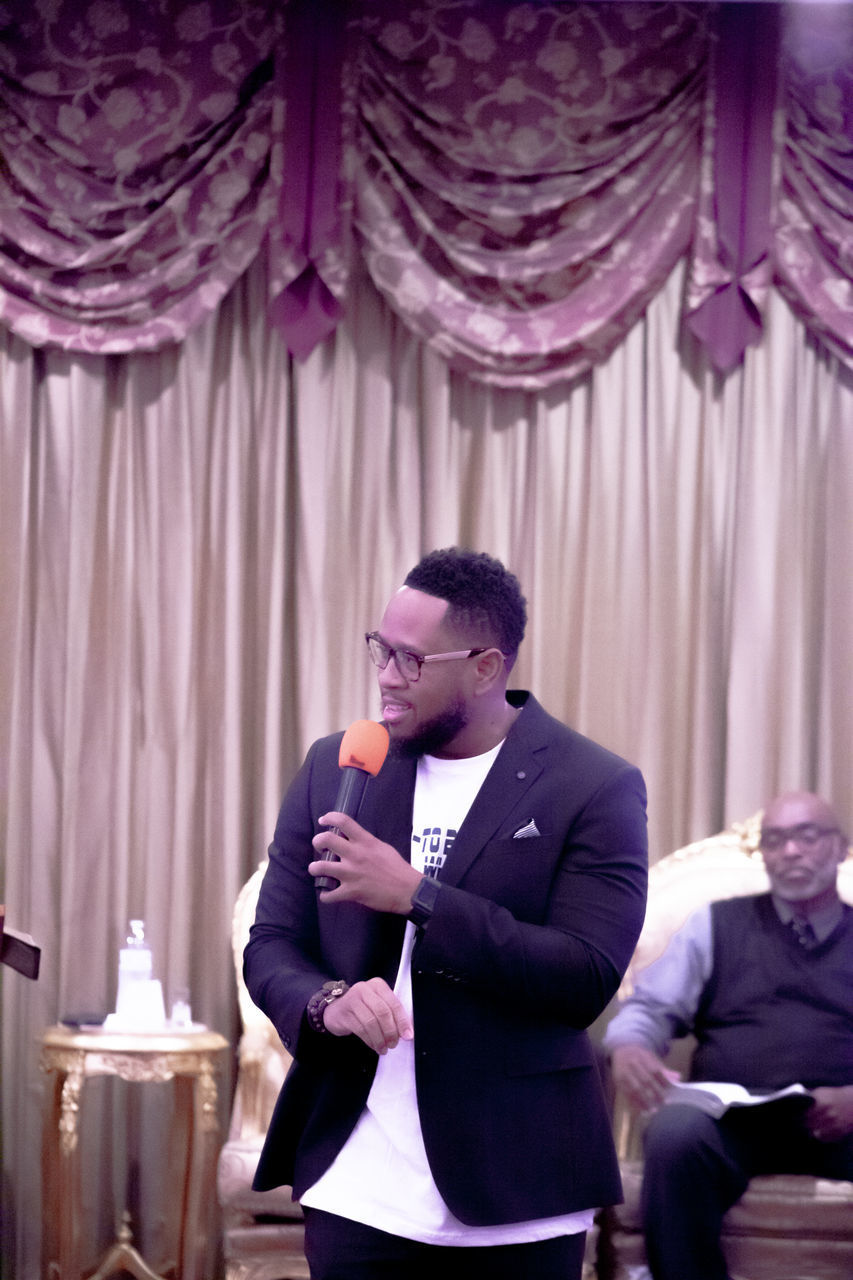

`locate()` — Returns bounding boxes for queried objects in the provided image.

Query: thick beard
[389,699,468,759]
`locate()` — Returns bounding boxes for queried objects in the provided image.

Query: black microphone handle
[314,767,371,892]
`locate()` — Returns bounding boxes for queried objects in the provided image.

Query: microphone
[314,719,390,891]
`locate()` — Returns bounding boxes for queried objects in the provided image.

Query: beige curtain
[2,252,851,1277]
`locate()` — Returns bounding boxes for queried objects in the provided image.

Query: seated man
[603,790,853,1280]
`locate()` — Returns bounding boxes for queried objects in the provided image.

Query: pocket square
[513,819,541,839]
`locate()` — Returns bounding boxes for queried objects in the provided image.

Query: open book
[664,1079,813,1118]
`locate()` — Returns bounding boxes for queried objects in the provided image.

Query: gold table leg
[41,1029,227,1280]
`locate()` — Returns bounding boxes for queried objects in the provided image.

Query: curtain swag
[0,0,850,384]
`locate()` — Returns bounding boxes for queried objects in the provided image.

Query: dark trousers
[303,1207,587,1280]
[641,1102,853,1280]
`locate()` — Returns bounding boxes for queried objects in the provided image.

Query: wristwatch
[407,875,442,928]
[306,979,349,1033]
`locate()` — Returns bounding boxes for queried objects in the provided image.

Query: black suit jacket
[244,692,648,1225]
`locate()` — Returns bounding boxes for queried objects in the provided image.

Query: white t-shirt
[300,745,593,1244]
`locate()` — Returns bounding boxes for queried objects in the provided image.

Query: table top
[42,1023,229,1056]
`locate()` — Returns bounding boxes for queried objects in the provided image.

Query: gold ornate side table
[41,1025,228,1280]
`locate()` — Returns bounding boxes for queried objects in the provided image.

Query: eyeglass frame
[758,823,840,853]
[365,631,494,683]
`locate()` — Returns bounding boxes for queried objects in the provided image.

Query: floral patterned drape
[0,1,850,382]
[0,1,289,350]
[352,2,707,385]
[773,1,853,368]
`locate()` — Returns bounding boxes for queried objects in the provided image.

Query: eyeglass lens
[759,824,837,851]
[366,634,421,680]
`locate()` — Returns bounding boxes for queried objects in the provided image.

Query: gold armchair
[217,861,309,1280]
[596,815,853,1280]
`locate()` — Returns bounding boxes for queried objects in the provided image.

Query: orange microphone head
[338,720,390,776]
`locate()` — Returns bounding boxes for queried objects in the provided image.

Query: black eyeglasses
[758,824,840,852]
[365,632,488,683]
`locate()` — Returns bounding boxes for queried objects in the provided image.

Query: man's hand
[807,1085,853,1143]
[322,977,413,1054]
[309,813,423,914]
[610,1043,681,1113]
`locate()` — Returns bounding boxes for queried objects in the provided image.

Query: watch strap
[407,875,442,928]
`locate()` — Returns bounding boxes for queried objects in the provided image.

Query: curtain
[1,2,851,376]
[3,254,852,1278]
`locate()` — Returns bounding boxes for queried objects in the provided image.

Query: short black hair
[404,547,527,661]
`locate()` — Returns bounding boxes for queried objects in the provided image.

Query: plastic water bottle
[115,919,163,1027]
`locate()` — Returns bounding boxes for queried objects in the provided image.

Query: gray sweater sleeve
[602,902,713,1059]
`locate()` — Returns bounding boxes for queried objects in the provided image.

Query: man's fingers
[345,991,395,1051]
[352,981,413,1051]
[311,829,346,861]
[612,1049,676,1113]
[324,979,413,1053]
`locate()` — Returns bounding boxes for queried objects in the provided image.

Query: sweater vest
[691,894,853,1090]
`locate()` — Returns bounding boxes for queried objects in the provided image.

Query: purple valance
[0,1,850,382]
[351,2,706,387]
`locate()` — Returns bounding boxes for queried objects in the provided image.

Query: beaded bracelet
[306,979,349,1033]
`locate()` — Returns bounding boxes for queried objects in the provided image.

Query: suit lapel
[365,751,417,859]
[439,696,547,888]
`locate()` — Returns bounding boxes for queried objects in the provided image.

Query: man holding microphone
[245,547,648,1279]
